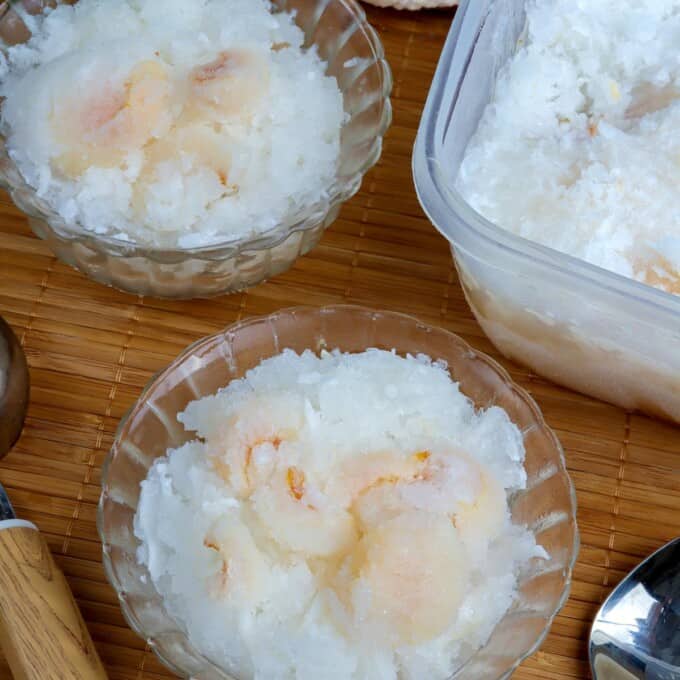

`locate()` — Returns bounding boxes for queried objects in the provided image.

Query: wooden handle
[0,521,107,680]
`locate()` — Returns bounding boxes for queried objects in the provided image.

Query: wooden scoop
[0,316,107,679]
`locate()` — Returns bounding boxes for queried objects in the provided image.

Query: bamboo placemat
[0,6,678,679]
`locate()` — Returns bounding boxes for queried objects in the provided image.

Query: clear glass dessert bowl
[0,0,391,299]
[98,305,579,680]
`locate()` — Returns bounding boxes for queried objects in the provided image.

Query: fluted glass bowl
[98,305,579,680]
[0,1,391,298]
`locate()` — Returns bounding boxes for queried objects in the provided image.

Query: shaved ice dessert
[0,0,345,248]
[134,348,546,679]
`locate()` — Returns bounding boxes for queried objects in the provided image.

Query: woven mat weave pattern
[0,7,679,679]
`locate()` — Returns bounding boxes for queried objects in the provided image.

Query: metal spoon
[0,315,29,461]
[590,537,680,680]
[0,315,108,679]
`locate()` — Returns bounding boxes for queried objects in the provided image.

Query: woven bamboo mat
[0,6,679,679]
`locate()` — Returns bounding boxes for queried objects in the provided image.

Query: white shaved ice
[457,0,680,295]
[134,349,545,679]
[0,0,345,248]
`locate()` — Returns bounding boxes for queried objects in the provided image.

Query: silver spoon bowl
[0,316,29,458]
[590,537,680,680]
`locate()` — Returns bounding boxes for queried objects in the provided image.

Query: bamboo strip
[0,5,677,679]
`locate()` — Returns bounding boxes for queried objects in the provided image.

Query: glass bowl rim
[97,303,580,680]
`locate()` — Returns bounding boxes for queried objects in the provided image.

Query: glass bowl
[413,0,680,422]
[98,305,579,680]
[0,0,391,298]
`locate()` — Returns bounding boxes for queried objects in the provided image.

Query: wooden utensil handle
[0,520,107,680]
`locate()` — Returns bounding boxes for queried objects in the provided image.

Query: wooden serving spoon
[0,316,107,680]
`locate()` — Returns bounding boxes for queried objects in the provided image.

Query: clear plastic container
[413,0,680,423]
